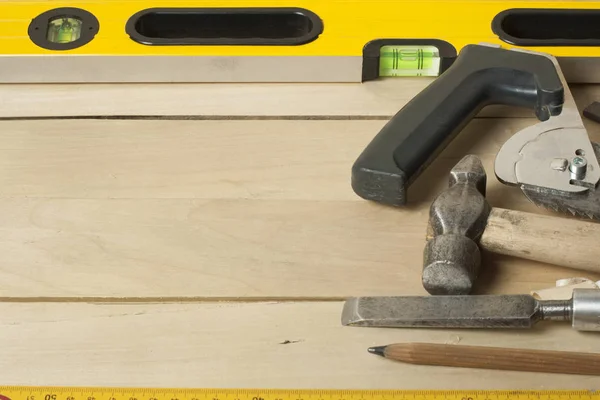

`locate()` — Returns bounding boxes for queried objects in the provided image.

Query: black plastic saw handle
[352,44,564,206]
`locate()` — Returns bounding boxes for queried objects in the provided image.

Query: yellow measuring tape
[0,389,598,400]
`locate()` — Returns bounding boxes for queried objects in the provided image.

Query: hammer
[423,155,600,295]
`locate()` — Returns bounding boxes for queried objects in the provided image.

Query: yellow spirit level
[4,0,600,83]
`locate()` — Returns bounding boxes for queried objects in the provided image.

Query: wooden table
[1,79,599,388]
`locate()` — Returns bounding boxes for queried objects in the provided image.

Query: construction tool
[341,288,600,331]
[353,44,600,220]
[494,52,600,220]
[422,154,600,295]
[367,342,600,376]
[351,44,565,206]
[6,1,600,82]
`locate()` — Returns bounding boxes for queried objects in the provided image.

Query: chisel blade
[341,295,539,329]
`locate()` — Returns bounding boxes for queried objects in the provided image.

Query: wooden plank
[1,197,598,298]
[0,118,599,298]
[0,119,384,201]
[0,301,598,388]
[1,80,596,118]
[0,80,428,118]
[3,118,597,201]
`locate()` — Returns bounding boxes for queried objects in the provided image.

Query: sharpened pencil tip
[367,346,386,357]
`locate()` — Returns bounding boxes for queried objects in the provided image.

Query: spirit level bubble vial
[379,46,441,77]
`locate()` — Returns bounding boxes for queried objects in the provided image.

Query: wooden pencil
[368,342,600,376]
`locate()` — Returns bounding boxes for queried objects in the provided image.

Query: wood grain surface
[1,79,599,388]
[0,118,599,298]
[0,80,595,118]
[1,302,599,389]
[0,118,540,201]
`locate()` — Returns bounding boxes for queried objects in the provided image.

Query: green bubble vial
[379,45,441,77]
[47,16,82,44]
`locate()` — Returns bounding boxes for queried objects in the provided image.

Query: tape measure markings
[0,389,598,400]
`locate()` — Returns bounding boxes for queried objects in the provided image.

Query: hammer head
[422,155,491,295]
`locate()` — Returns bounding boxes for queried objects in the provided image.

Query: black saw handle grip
[352,44,564,206]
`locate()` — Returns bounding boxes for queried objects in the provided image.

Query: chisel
[342,289,600,331]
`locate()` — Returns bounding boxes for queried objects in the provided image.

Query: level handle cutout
[493,8,600,46]
[126,7,323,45]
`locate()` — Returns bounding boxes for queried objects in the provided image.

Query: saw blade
[520,142,600,220]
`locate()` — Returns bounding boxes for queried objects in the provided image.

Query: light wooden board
[0,80,596,118]
[5,197,591,298]
[4,118,599,201]
[2,77,600,389]
[1,118,599,298]
[1,301,598,389]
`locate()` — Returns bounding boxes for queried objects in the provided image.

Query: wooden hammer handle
[480,208,600,272]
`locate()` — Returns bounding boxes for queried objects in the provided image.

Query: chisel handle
[481,208,600,273]
[352,44,563,206]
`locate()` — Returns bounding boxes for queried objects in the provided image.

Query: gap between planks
[0,115,532,121]
[0,115,391,121]
[0,296,346,304]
